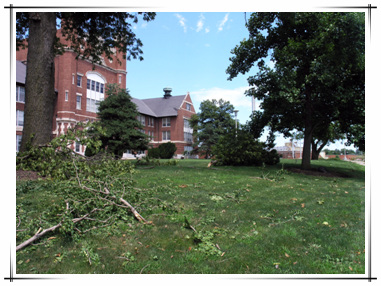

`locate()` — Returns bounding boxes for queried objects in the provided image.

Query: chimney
[163,87,172,99]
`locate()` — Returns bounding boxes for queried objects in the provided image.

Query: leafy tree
[190,99,235,159]
[311,121,345,160]
[97,84,149,158]
[16,12,156,152]
[227,13,365,169]
[213,126,279,166]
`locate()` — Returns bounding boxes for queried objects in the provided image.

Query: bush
[148,147,161,159]
[212,129,279,166]
[158,142,177,159]
[148,142,177,159]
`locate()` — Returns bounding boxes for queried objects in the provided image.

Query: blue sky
[125,12,355,150]
[127,12,254,121]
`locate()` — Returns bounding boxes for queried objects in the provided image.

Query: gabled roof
[16,61,27,84]
[132,95,186,118]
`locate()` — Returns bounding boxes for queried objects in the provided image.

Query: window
[162,117,171,127]
[16,135,22,152]
[65,91,69,101]
[86,98,100,113]
[77,75,82,87]
[16,85,25,103]
[75,141,81,153]
[137,115,145,126]
[184,132,193,143]
[148,117,154,127]
[184,119,190,129]
[76,95,82,109]
[119,75,122,84]
[184,146,193,153]
[186,103,191,111]
[16,110,24,126]
[162,131,171,141]
[86,73,105,113]
[72,74,75,84]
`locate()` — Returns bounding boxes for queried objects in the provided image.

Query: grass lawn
[16,158,365,274]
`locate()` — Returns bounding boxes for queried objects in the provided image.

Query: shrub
[148,147,161,159]
[148,142,177,159]
[158,142,177,159]
[212,129,279,166]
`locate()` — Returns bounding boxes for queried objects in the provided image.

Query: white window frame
[16,85,25,103]
[184,132,193,143]
[65,90,69,101]
[137,115,146,126]
[162,131,171,141]
[162,117,171,127]
[76,94,82,110]
[16,110,24,127]
[77,74,83,87]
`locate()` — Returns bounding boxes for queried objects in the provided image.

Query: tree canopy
[16,12,155,152]
[190,99,236,159]
[227,12,365,169]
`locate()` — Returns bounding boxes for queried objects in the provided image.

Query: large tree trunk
[301,89,313,170]
[19,13,56,152]
[311,139,328,160]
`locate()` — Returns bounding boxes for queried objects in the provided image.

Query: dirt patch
[16,170,42,181]
[286,167,350,178]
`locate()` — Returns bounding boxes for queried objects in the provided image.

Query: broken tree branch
[120,198,147,223]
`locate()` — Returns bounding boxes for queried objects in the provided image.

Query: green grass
[16,159,365,274]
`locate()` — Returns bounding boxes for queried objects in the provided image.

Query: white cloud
[196,14,205,32]
[218,13,229,31]
[175,13,187,32]
[205,27,210,33]
[191,86,253,109]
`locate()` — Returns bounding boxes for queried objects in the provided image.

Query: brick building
[16,30,195,158]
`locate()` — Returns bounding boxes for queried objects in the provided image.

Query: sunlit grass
[16,159,365,274]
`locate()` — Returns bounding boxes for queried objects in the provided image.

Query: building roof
[16,60,26,84]
[132,95,186,118]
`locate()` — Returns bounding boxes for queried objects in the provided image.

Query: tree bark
[301,88,313,170]
[19,12,57,152]
[311,139,328,160]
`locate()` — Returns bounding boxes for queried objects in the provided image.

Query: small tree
[97,84,149,158]
[213,126,279,166]
[190,99,235,159]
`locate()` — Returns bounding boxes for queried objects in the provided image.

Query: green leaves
[97,84,149,157]
[227,12,365,169]
[191,99,235,158]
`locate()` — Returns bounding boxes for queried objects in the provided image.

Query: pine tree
[97,84,149,158]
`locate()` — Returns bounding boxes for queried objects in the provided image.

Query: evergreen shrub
[148,142,177,159]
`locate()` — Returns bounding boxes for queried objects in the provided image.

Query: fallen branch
[16,223,62,252]
[16,208,101,252]
[120,198,147,223]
